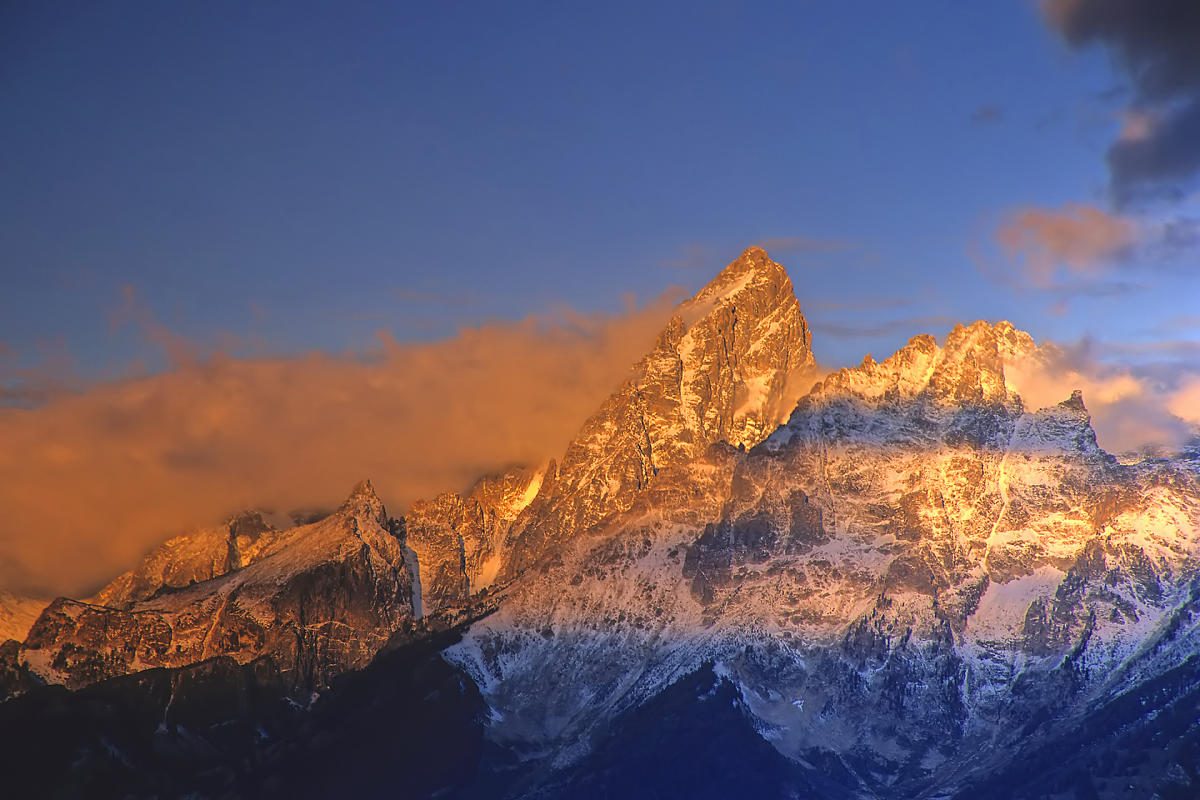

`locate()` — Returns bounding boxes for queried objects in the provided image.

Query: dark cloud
[970,104,1005,124]
[1042,0,1200,203]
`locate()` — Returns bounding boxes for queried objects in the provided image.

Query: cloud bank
[0,296,679,597]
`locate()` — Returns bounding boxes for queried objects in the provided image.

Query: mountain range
[1,248,1197,799]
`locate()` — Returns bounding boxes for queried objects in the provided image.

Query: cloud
[995,204,1136,287]
[970,104,1005,125]
[0,337,83,409]
[109,285,203,369]
[0,294,681,597]
[1005,336,1200,454]
[1041,0,1200,203]
[660,243,717,272]
[1167,375,1200,425]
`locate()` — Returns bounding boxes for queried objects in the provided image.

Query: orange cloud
[996,204,1135,288]
[0,294,680,597]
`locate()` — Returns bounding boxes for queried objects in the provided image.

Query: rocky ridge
[91,511,284,608]
[4,481,417,695]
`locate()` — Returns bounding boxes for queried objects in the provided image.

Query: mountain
[2,481,418,696]
[407,246,816,613]
[2,250,1198,798]
[445,319,1200,796]
[91,511,284,608]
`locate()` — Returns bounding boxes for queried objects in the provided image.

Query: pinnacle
[339,479,388,526]
[1059,389,1087,412]
[684,248,791,316]
[726,246,781,278]
[347,478,379,501]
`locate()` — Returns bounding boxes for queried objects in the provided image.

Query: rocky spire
[495,247,816,581]
[338,478,388,529]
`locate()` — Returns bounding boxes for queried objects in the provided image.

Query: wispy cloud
[995,203,1136,288]
[393,288,482,306]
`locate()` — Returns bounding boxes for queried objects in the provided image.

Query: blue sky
[2,0,1197,377]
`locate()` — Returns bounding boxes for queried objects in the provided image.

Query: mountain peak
[407,249,817,599]
[1059,388,1087,412]
[683,248,790,321]
[339,479,388,527]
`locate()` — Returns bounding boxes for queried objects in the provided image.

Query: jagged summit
[339,478,388,527]
[1060,387,1087,412]
[408,248,817,609]
[681,246,790,316]
[800,319,1036,411]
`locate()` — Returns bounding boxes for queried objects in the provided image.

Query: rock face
[7,481,416,695]
[408,247,816,612]
[91,511,283,608]
[446,319,1200,795]
[406,466,544,613]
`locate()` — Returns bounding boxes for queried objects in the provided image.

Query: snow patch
[966,567,1064,642]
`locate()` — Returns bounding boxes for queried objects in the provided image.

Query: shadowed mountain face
[2,250,1198,798]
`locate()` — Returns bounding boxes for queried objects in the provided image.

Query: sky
[1,1,1199,595]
